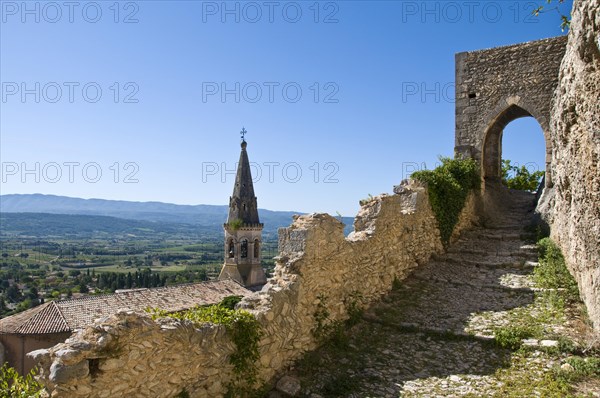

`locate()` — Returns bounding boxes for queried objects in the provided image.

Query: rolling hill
[0,194,354,236]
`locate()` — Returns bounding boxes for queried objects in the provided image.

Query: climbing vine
[147,297,262,396]
[411,157,480,245]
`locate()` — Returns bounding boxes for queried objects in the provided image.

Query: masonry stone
[549,0,600,330]
[219,137,267,287]
[454,36,567,187]
[36,182,479,397]
[275,375,301,396]
[454,20,600,330]
[29,5,600,395]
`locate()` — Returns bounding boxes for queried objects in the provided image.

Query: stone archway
[453,36,568,222]
[481,103,552,187]
[454,36,567,190]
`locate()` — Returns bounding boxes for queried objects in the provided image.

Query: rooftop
[0,280,250,335]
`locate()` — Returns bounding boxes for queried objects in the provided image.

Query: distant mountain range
[0,194,354,235]
[0,212,217,239]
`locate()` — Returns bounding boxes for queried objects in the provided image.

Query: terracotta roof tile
[0,280,250,335]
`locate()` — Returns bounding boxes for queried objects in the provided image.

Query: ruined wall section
[35,182,479,397]
[455,36,567,183]
[550,0,600,330]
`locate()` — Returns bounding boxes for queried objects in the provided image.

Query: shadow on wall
[32,181,481,397]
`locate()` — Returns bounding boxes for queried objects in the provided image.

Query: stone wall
[34,182,479,397]
[455,36,567,186]
[549,0,600,330]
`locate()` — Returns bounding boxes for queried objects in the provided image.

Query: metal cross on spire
[240,127,247,142]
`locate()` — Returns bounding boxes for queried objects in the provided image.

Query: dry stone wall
[549,0,600,330]
[34,182,479,397]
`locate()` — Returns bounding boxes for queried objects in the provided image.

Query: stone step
[361,314,497,343]
[459,231,530,242]
[446,246,537,258]
[438,255,537,270]
[410,273,535,292]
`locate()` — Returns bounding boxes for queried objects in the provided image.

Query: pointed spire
[227,129,260,225]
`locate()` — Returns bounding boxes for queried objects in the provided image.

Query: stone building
[0,280,249,374]
[218,130,267,288]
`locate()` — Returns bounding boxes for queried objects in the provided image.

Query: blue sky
[0,0,572,216]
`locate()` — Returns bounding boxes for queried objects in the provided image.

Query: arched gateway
[454,36,567,188]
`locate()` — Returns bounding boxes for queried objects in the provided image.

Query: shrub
[411,157,480,245]
[501,159,545,192]
[0,364,43,398]
[494,325,536,350]
[219,295,244,310]
[555,356,600,384]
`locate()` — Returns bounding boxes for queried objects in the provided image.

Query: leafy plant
[312,294,331,341]
[411,157,480,245]
[501,160,545,192]
[0,364,43,398]
[219,295,244,310]
[555,356,600,383]
[344,291,364,327]
[228,218,244,231]
[532,0,571,31]
[494,325,536,350]
[359,194,374,206]
[392,276,403,291]
[535,238,579,302]
[147,304,262,395]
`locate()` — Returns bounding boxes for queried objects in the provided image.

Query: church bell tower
[218,128,267,287]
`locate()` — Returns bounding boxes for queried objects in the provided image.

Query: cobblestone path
[278,191,598,397]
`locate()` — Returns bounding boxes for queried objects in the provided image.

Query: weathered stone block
[49,360,89,384]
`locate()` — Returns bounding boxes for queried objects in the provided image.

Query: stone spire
[227,130,260,225]
[219,128,266,288]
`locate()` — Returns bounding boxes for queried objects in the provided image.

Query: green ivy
[411,157,480,245]
[146,303,262,396]
[0,363,43,398]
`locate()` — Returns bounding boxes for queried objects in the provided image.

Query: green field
[0,213,278,318]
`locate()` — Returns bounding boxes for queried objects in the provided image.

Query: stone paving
[276,191,597,397]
